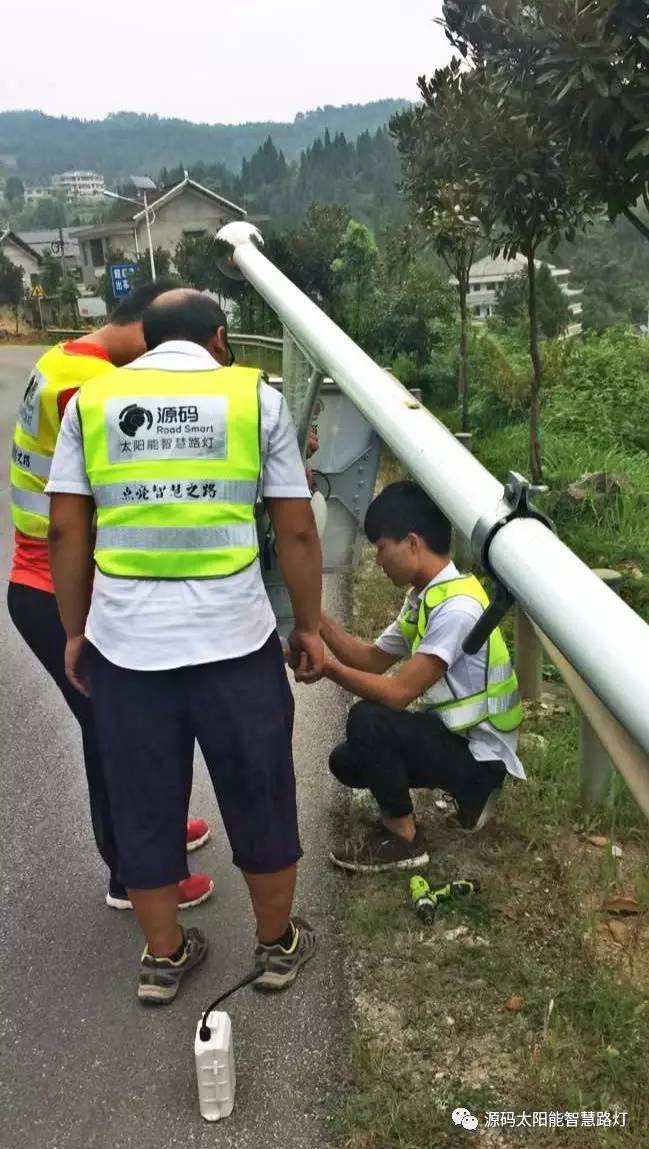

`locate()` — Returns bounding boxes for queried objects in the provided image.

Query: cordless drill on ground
[409,875,481,923]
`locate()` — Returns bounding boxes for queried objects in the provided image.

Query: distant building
[18,228,80,273]
[52,170,106,202]
[71,174,247,286]
[24,185,55,204]
[458,253,583,335]
[0,230,41,288]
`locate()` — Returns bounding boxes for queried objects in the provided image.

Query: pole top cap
[216,221,264,250]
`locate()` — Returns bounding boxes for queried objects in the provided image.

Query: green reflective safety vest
[398,574,523,735]
[78,364,262,579]
[11,343,114,538]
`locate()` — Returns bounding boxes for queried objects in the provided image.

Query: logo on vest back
[18,369,47,437]
[105,395,229,463]
[118,404,154,437]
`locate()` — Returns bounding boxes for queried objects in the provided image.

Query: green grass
[334,702,649,1147]
[472,421,649,622]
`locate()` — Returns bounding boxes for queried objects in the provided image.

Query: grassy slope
[333,452,649,1149]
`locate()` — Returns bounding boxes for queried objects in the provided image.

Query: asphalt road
[0,347,349,1149]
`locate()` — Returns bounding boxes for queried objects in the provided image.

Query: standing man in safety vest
[46,289,323,1004]
[320,480,525,873]
[7,281,214,911]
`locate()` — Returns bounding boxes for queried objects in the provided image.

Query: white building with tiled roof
[453,253,583,334]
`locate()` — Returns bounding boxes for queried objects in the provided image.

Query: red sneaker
[186,817,211,853]
[177,874,214,909]
[106,874,215,911]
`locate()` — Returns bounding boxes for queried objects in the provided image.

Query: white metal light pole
[142,190,156,281]
[131,176,158,282]
[217,220,649,757]
[102,174,158,281]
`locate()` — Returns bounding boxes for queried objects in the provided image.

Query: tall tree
[174,235,223,291]
[442,0,649,242]
[29,197,67,229]
[331,219,379,340]
[4,176,24,207]
[40,251,63,296]
[129,248,174,287]
[268,203,351,315]
[0,250,25,333]
[391,62,487,432]
[494,265,572,340]
[474,79,588,480]
[363,241,456,368]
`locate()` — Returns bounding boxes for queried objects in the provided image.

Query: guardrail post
[453,433,473,570]
[515,606,543,701]
[580,569,623,810]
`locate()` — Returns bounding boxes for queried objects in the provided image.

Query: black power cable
[198,969,262,1042]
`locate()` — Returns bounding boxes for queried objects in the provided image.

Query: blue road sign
[110,264,137,298]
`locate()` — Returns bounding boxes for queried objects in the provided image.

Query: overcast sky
[1,0,451,123]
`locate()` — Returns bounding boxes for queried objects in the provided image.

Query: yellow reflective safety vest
[78,364,262,579]
[11,344,114,539]
[399,574,523,734]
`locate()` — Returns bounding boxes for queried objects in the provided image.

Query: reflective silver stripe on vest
[11,485,50,518]
[92,479,258,508]
[489,688,522,715]
[96,523,258,552]
[12,446,52,479]
[437,697,488,730]
[488,660,516,686]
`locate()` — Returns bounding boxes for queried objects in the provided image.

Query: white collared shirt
[375,561,525,779]
[46,341,311,670]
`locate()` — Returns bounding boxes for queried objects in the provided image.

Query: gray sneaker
[329,827,430,873]
[254,917,317,991]
[138,926,207,1005]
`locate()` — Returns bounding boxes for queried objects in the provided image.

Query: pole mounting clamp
[462,472,554,655]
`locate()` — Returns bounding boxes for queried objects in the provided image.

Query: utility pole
[57,226,67,282]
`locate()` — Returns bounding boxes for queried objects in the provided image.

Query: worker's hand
[305,465,317,493]
[287,628,325,684]
[64,635,91,697]
[322,655,341,681]
[305,431,319,492]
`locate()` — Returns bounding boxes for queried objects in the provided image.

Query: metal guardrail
[229,333,283,349]
[228,333,283,377]
[217,220,649,810]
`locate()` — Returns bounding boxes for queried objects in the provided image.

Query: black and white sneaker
[329,827,429,873]
[455,785,503,833]
[137,926,207,1005]
[254,917,317,991]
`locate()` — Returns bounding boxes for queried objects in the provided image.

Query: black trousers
[7,582,121,890]
[330,699,507,818]
[87,633,300,887]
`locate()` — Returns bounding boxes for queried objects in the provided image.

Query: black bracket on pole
[462,472,554,655]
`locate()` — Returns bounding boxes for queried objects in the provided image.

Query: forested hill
[0,101,409,182]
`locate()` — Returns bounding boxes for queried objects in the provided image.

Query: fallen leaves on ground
[504,995,525,1012]
[601,895,641,916]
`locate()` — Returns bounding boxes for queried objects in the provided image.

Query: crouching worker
[321,481,525,873]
